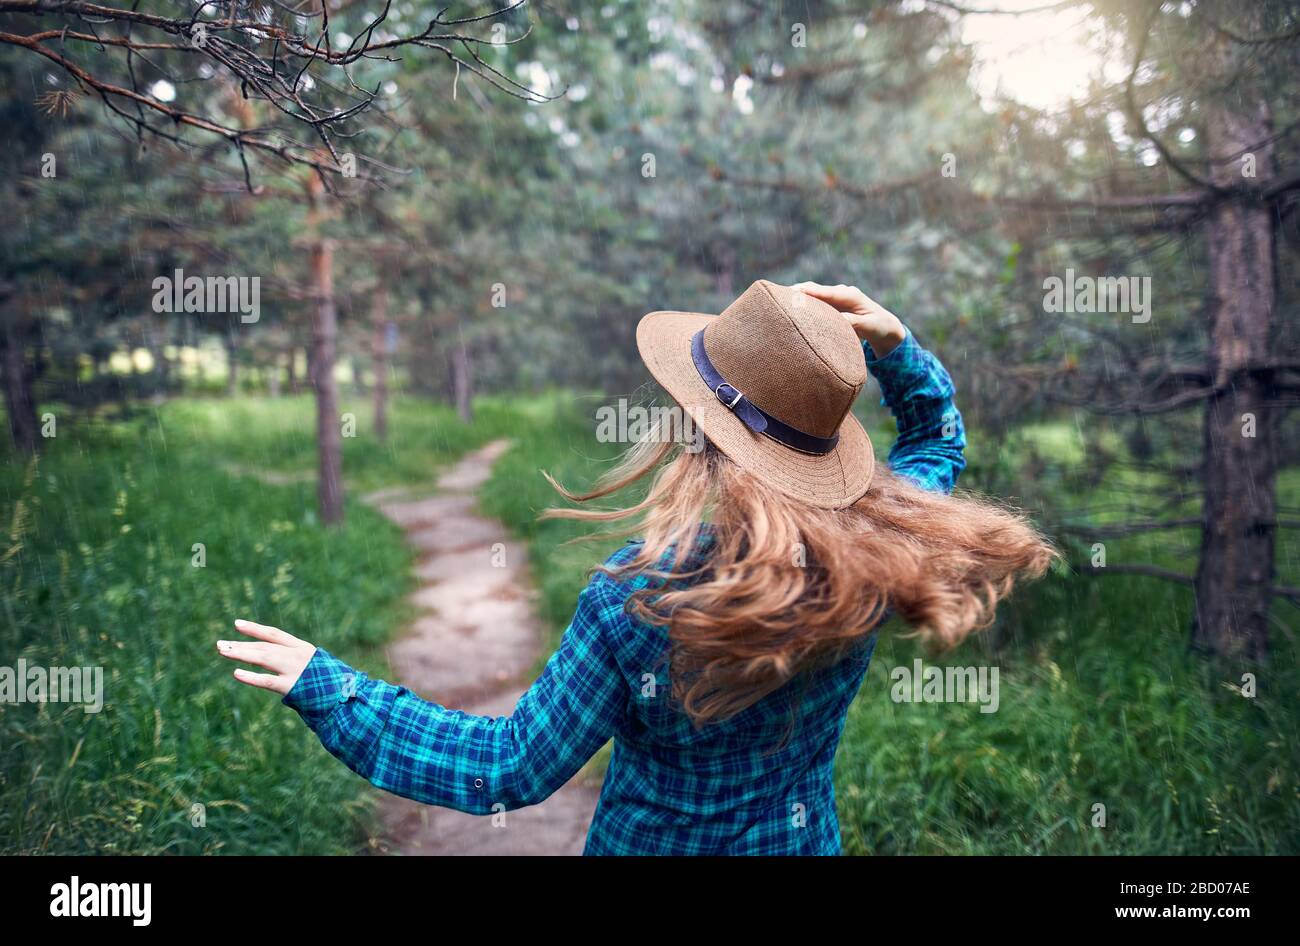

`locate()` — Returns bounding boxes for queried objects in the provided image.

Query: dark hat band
[690,329,840,456]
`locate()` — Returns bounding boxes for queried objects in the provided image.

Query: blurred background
[1,0,1297,855]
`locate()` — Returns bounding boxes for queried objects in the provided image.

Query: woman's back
[582,540,877,855]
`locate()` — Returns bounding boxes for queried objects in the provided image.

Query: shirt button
[473,778,484,790]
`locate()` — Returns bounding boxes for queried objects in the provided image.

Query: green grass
[158,393,531,493]
[0,394,524,854]
[836,582,1299,854]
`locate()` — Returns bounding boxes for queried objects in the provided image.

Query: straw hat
[636,279,874,509]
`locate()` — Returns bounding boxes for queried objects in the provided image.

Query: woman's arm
[862,330,966,493]
[217,579,627,813]
[793,282,966,494]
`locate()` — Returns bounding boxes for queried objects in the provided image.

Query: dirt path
[362,440,601,855]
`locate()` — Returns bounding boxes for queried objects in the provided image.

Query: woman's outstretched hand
[791,282,906,359]
[217,619,317,696]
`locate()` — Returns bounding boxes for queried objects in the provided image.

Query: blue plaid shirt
[283,330,964,855]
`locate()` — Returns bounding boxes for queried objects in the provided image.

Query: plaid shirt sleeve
[863,329,966,494]
[281,579,627,814]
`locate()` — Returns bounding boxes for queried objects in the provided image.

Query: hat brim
[636,310,875,510]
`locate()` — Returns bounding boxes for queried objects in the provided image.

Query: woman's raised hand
[217,619,317,696]
[791,282,906,359]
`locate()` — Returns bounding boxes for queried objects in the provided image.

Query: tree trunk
[713,243,735,299]
[267,350,282,397]
[146,318,168,390]
[1,316,39,454]
[451,334,473,423]
[308,175,344,525]
[1191,94,1277,662]
[351,352,366,394]
[372,287,390,444]
[225,333,239,396]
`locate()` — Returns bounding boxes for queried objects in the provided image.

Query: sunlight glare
[959,0,1126,112]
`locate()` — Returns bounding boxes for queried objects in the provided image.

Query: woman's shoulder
[603,538,646,569]
[566,541,658,661]
[579,533,714,664]
[586,539,651,601]
[594,530,713,590]
[584,533,709,616]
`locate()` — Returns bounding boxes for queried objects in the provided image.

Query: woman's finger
[791,281,835,296]
[216,639,291,674]
[793,282,856,307]
[232,668,288,694]
[232,618,296,645]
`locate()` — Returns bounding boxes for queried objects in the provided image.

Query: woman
[218,279,1054,855]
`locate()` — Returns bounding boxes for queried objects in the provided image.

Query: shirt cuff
[862,327,915,373]
[863,329,956,405]
[282,647,364,729]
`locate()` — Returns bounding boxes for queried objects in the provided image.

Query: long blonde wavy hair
[544,427,1055,726]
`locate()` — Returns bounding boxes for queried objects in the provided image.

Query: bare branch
[0,0,556,185]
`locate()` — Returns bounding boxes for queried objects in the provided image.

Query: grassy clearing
[0,394,518,854]
[159,393,530,494]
